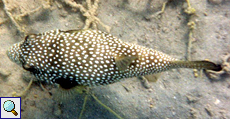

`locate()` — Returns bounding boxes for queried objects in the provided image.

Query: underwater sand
[0,0,230,118]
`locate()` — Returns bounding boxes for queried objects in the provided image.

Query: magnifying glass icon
[3,100,18,116]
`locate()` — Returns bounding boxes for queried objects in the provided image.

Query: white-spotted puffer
[7,29,221,89]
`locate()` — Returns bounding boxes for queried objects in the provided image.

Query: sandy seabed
[0,0,230,118]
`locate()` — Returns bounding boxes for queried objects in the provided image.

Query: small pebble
[208,0,223,5]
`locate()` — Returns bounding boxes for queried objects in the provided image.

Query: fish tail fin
[171,60,222,71]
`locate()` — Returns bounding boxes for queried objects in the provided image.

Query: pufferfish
[7,29,221,89]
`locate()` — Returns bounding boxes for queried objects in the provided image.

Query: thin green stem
[79,95,88,119]
[92,94,123,119]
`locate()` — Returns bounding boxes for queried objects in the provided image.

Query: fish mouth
[7,42,23,66]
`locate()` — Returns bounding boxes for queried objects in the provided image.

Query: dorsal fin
[115,55,138,71]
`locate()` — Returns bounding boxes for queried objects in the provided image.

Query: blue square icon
[0,97,21,119]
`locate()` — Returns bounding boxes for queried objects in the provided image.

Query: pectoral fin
[115,55,138,71]
[143,73,162,82]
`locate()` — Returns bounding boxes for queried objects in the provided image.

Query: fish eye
[23,36,31,46]
[25,34,36,42]
[25,35,30,42]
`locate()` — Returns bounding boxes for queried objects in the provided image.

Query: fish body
[7,29,220,89]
